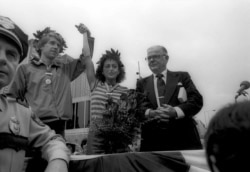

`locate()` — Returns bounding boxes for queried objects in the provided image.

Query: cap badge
[0,16,15,30]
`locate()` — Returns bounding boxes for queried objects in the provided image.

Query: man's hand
[75,23,90,35]
[45,159,68,172]
[158,104,177,119]
[149,109,170,123]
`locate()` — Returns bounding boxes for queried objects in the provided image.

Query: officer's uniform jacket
[0,94,69,172]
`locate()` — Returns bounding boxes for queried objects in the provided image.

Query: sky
[1,0,250,125]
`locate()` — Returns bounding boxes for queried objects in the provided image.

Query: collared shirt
[146,70,185,118]
[0,94,69,172]
[9,54,86,123]
[90,81,128,126]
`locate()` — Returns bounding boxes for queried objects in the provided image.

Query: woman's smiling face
[102,59,120,82]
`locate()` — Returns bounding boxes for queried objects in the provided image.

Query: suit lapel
[164,71,179,104]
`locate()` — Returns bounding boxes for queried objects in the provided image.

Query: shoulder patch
[31,113,46,127]
[9,116,20,135]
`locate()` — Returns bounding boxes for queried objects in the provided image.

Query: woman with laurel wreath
[84,49,129,155]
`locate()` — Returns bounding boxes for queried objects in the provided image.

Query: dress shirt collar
[31,57,61,67]
[153,70,167,82]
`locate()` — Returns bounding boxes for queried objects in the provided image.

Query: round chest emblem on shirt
[45,78,52,84]
[9,116,20,135]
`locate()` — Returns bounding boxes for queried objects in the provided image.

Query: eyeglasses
[145,54,166,61]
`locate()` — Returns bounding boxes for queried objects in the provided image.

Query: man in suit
[136,45,203,151]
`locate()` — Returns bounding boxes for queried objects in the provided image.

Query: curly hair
[33,27,67,55]
[95,49,125,83]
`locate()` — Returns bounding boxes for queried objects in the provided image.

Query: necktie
[156,74,165,106]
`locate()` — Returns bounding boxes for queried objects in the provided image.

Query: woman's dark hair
[95,49,125,83]
[205,101,250,172]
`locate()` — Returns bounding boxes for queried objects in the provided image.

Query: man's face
[40,37,60,60]
[0,37,20,88]
[147,46,168,74]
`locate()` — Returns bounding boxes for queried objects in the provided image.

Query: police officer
[0,16,69,172]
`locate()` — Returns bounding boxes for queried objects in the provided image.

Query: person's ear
[209,155,220,172]
[38,45,44,53]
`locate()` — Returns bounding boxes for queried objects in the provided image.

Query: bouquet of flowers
[93,89,149,154]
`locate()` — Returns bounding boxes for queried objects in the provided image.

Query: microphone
[237,81,250,95]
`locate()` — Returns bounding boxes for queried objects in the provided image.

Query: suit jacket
[136,70,203,151]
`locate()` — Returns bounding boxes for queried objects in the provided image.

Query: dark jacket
[136,70,203,151]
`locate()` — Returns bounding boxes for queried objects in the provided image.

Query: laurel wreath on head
[33,27,68,53]
[97,48,122,65]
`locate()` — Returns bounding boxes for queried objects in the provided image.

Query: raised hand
[75,23,90,35]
